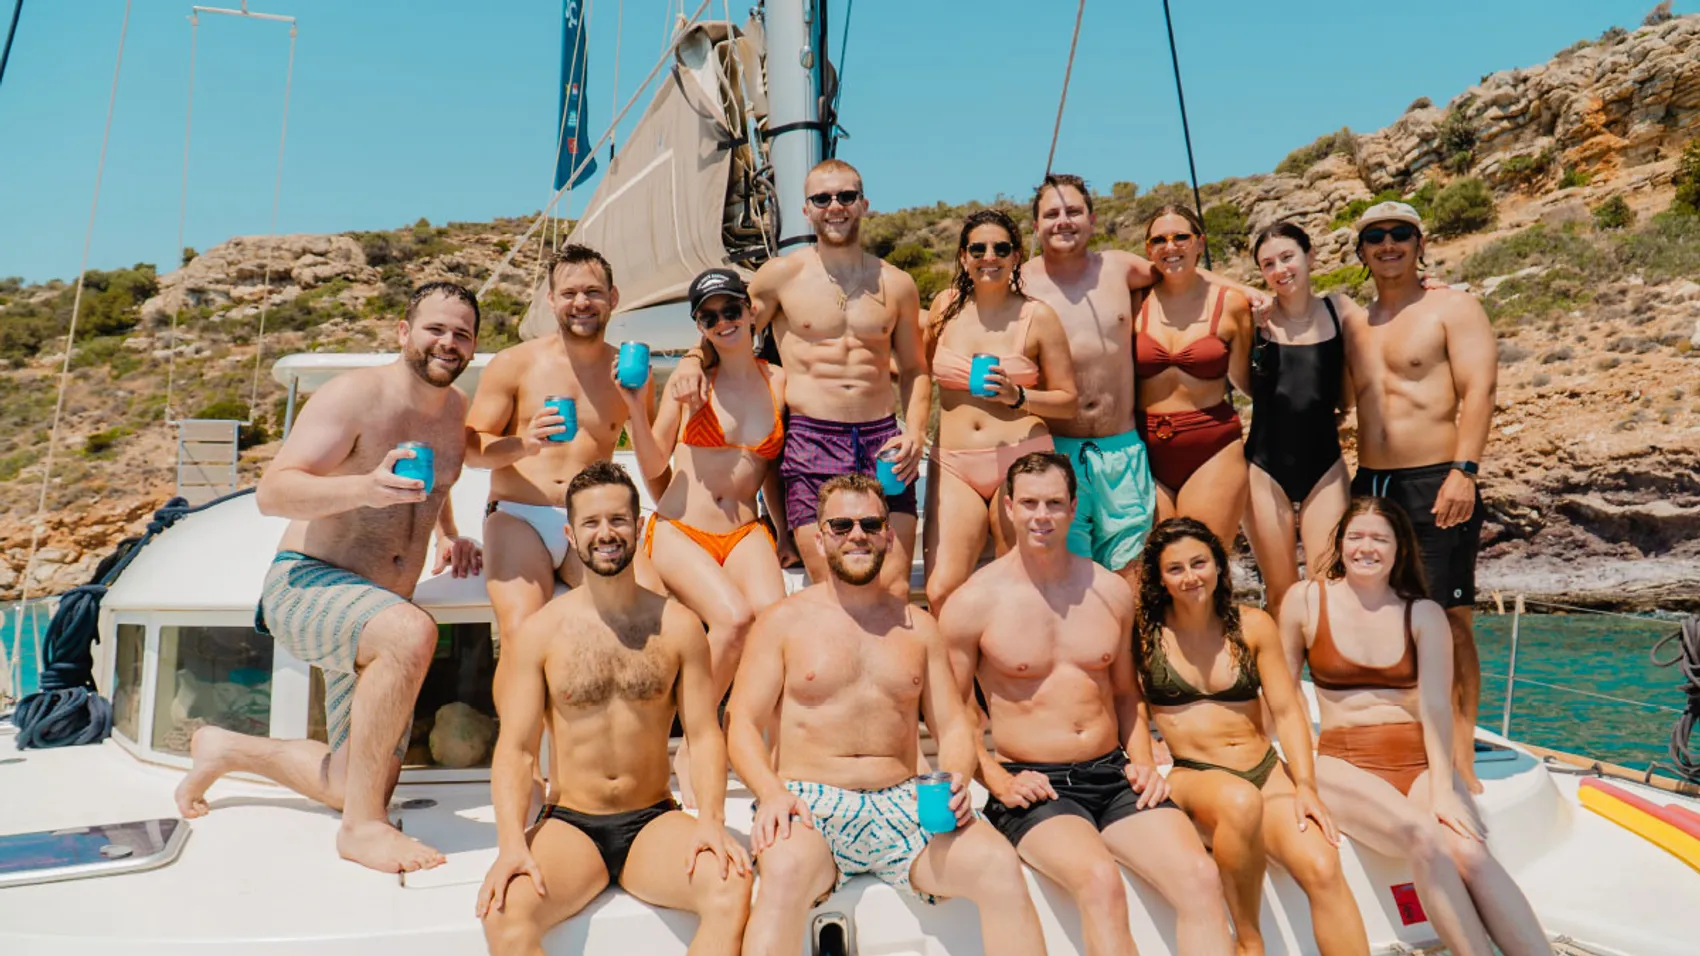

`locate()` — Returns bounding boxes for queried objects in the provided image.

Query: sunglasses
[1146,232,1195,247]
[966,241,1015,259]
[808,190,862,208]
[694,302,745,329]
[1359,224,1419,245]
[821,515,887,536]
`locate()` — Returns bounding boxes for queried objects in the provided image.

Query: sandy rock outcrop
[140,234,377,325]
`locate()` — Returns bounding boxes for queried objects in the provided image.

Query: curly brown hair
[1133,517,1252,676]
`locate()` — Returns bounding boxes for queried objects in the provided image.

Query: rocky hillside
[1,13,1698,606]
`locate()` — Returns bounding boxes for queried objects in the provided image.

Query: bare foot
[1458,762,1485,795]
[673,743,697,810]
[174,725,239,818]
[336,819,445,873]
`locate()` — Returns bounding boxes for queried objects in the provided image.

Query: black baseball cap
[687,268,750,314]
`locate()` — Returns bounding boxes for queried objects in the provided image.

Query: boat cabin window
[302,622,500,769]
[111,624,145,743]
[151,625,274,755]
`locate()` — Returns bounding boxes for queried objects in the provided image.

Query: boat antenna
[1042,0,1085,178]
[0,0,23,92]
[1159,0,1209,268]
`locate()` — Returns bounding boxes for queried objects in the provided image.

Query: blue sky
[0,0,1687,283]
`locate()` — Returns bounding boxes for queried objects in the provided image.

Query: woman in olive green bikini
[1135,517,1366,956]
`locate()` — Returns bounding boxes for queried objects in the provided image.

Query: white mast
[762,0,824,255]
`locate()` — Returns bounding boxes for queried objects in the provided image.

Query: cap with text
[1353,200,1424,233]
[687,268,750,314]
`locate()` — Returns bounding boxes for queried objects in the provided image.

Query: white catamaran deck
[3,710,1698,955]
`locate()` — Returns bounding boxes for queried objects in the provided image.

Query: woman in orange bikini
[1279,498,1548,955]
[619,268,788,700]
[1135,518,1366,956]
[1136,205,1254,549]
[921,209,1076,611]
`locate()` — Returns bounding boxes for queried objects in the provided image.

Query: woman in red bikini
[1278,498,1548,955]
[1136,205,1253,549]
[619,268,788,701]
[922,209,1076,611]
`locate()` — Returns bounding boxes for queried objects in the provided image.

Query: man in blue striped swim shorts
[172,283,484,874]
[725,474,1048,956]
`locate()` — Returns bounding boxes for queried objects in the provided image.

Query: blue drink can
[392,441,434,495]
[543,395,578,442]
[616,341,651,390]
[875,446,907,496]
[969,353,1000,398]
[915,771,958,834]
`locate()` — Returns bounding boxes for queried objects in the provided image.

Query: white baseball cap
[1353,200,1424,233]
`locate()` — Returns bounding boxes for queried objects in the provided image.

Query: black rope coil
[1650,615,1700,784]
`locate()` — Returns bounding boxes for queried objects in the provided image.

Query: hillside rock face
[140,234,377,325]
[1221,17,1700,271]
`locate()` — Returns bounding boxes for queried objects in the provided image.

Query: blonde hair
[806,158,863,191]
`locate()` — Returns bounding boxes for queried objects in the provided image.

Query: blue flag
[553,0,597,190]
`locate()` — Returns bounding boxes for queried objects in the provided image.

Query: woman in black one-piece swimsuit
[1243,222,1357,621]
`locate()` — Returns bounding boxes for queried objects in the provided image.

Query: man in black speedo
[476,463,752,954]
[1341,200,1498,795]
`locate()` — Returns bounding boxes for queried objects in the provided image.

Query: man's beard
[556,311,607,341]
[404,345,465,387]
[578,536,636,578]
[816,219,861,249]
[825,544,885,586]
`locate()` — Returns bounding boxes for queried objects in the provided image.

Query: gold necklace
[825,254,871,312]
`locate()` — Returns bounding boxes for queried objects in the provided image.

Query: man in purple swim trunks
[670,158,929,597]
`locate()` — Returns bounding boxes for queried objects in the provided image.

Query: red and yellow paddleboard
[1578,778,1700,871]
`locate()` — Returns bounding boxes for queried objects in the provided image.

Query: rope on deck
[1650,616,1700,784]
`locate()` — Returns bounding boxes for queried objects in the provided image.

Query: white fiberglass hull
[2,718,1696,955]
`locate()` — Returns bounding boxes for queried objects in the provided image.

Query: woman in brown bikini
[1135,517,1366,956]
[1135,205,1254,548]
[1279,498,1548,956]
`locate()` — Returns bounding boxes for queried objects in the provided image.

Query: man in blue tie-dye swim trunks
[725,474,1048,955]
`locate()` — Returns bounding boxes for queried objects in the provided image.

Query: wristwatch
[1451,460,1479,478]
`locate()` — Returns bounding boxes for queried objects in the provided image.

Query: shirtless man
[174,282,483,872]
[671,159,929,598]
[727,474,1046,956]
[1025,174,1265,586]
[942,452,1234,956]
[1343,201,1497,793]
[466,244,655,646]
[477,462,752,955]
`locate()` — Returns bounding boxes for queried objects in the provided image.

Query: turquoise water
[1475,609,1689,773]
[1,600,51,698]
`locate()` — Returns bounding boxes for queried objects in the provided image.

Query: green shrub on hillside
[1428,178,1496,237]
[1672,140,1700,216]
[1593,196,1635,231]
[886,243,933,271]
[1203,203,1249,263]
[1438,108,1478,174]
[1275,127,1356,176]
[1458,225,1603,281]
[1312,264,1370,299]
[1615,212,1700,281]
[194,399,270,449]
[1558,166,1592,189]
[1496,150,1554,189]
[0,266,157,362]
[82,426,133,458]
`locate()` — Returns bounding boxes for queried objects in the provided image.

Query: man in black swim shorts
[941,452,1235,955]
[476,463,752,953]
[1342,200,1498,793]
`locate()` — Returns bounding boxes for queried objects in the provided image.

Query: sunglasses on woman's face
[808,189,862,208]
[694,302,745,329]
[966,241,1015,259]
[1147,232,1195,248]
[821,515,886,536]
[1359,224,1419,245]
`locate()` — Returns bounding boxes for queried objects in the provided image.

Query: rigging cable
[0,0,23,92]
[247,21,298,423]
[609,0,624,160]
[1159,0,1209,268]
[1043,0,1085,178]
[163,11,201,423]
[16,0,133,675]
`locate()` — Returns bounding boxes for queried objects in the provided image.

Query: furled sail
[522,18,772,342]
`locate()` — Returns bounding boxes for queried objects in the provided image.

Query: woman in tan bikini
[618,268,788,803]
[1135,517,1366,956]
[1279,498,1548,956]
[1136,205,1254,549]
[921,209,1076,611]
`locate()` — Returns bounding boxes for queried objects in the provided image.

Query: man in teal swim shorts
[1025,174,1267,584]
[727,474,1047,956]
